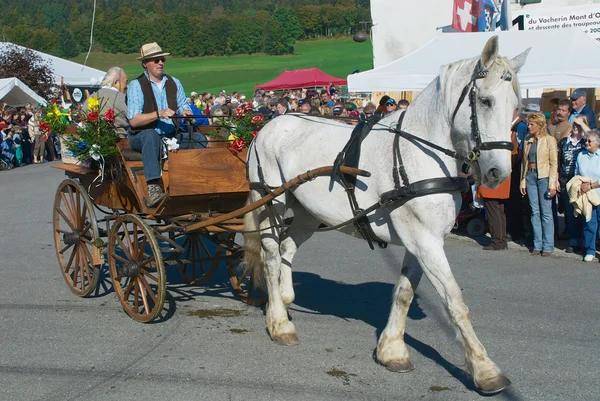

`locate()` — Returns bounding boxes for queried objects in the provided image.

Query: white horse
[242,36,528,394]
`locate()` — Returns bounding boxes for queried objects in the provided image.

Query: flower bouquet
[39,100,69,140]
[60,97,120,168]
[211,103,265,155]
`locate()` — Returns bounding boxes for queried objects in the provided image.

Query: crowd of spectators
[185,87,408,125]
[0,101,61,170]
[475,88,600,262]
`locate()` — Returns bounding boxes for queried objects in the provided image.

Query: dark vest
[135,73,179,132]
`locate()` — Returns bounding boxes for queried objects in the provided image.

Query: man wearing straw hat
[127,42,192,207]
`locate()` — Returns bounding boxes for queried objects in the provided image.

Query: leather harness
[248,61,516,249]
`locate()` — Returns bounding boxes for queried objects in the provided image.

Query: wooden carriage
[52,126,368,322]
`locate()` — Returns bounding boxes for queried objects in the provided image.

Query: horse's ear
[481,36,499,68]
[508,48,530,73]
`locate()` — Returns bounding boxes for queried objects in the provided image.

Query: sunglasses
[149,58,166,64]
[386,103,395,107]
[586,139,596,144]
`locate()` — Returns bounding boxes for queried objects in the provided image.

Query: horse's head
[443,36,529,188]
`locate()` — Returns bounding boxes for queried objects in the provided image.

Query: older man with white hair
[88,66,129,137]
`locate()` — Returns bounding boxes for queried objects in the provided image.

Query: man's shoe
[583,254,595,262]
[565,246,575,254]
[531,250,541,256]
[147,183,167,208]
[541,251,553,257]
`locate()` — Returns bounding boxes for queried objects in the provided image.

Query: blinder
[453,61,515,162]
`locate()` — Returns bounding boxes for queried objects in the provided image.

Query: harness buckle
[467,149,481,162]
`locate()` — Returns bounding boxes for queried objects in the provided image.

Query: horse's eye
[480,98,493,108]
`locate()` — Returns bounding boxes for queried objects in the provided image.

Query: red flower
[87,111,99,122]
[51,98,59,104]
[104,109,115,121]
[251,130,259,139]
[228,138,246,155]
[38,121,50,132]
[251,115,264,124]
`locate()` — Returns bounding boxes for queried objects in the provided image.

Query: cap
[298,99,307,106]
[570,88,587,100]
[386,98,397,106]
[522,103,541,114]
[240,95,246,100]
[190,91,197,97]
[345,103,357,110]
[332,106,343,115]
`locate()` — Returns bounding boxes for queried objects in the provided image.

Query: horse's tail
[240,192,265,289]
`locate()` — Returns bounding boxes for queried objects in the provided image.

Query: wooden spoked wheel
[227,236,267,307]
[173,233,223,285]
[107,214,166,323]
[53,179,101,297]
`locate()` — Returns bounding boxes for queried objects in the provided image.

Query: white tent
[0,77,47,107]
[0,42,105,87]
[348,29,600,92]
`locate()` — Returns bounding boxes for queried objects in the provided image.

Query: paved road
[0,163,598,401]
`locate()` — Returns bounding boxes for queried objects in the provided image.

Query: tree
[0,45,55,99]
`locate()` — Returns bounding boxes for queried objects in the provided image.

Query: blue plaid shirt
[127,72,191,135]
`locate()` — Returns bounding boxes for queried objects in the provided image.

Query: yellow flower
[228,134,238,141]
[87,97,99,111]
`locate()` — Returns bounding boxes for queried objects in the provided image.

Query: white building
[370,0,600,68]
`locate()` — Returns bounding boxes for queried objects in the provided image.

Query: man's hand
[181,109,193,120]
[158,108,176,120]
[580,182,595,193]
[520,187,527,196]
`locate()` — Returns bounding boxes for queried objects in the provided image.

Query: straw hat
[137,42,170,61]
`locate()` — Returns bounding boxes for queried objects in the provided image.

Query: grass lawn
[69,37,373,96]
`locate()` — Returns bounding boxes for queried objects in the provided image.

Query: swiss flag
[452,0,478,32]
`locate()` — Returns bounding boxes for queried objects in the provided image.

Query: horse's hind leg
[278,201,319,307]
[408,233,509,394]
[377,251,423,372]
[259,203,299,345]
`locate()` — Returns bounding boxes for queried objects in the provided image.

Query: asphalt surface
[0,162,598,401]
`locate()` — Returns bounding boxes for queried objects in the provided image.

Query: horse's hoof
[478,375,511,395]
[272,332,300,346]
[382,359,414,373]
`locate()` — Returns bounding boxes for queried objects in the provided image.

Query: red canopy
[255,68,347,90]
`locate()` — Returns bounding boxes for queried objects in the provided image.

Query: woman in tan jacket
[520,112,558,256]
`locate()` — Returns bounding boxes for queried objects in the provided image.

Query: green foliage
[0,0,370,58]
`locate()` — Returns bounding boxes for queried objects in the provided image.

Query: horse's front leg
[377,251,423,372]
[409,234,510,394]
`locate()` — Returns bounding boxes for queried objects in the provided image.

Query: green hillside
[69,37,373,96]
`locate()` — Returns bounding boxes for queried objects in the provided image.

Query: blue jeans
[526,170,554,252]
[582,205,600,256]
[129,129,162,182]
[561,187,582,247]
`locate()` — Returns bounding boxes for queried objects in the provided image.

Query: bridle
[450,60,515,162]
[389,60,516,164]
